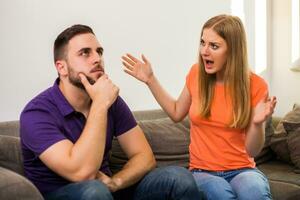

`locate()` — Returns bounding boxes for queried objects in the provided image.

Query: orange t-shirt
[186,64,268,171]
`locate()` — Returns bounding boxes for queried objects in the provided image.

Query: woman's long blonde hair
[198,14,251,129]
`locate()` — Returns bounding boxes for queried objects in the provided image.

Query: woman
[121,14,276,200]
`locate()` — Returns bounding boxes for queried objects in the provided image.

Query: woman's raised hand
[253,96,277,125]
[122,53,154,84]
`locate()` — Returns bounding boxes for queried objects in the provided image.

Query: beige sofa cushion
[271,104,300,165]
[285,122,300,170]
[109,117,190,174]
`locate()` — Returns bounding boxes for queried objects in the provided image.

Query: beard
[68,66,96,91]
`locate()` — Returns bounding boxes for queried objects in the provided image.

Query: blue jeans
[44,166,204,200]
[192,168,272,200]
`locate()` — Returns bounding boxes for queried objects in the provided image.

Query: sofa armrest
[0,166,43,200]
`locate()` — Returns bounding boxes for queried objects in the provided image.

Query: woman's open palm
[253,96,277,124]
[122,54,154,84]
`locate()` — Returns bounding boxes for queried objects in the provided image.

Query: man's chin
[68,75,96,91]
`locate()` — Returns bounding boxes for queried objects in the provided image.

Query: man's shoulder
[20,86,58,119]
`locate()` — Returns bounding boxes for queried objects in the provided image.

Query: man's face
[64,33,105,90]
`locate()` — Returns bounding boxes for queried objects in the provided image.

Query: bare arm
[122,54,191,122]
[245,96,277,157]
[97,125,155,192]
[40,74,119,182]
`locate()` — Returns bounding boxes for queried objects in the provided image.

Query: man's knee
[155,166,203,199]
[81,180,113,200]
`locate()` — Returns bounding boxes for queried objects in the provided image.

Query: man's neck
[59,80,91,117]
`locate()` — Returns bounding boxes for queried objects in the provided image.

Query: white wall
[270,0,300,116]
[0,0,231,121]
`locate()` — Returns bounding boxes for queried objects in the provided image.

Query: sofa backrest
[0,121,20,137]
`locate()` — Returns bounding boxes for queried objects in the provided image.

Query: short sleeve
[110,96,137,137]
[251,73,268,107]
[20,106,66,156]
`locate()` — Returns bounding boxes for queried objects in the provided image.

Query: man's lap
[45,166,203,200]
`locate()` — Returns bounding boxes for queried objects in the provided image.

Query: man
[20,24,202,200]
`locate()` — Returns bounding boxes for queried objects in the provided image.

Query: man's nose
[91,51,101,62]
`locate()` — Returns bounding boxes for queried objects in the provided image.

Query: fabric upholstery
[285,123,300,170]
[0,166,43,200]
[0,121,20,137]
[0,135,24,175]
[110,117,190,174]
[271,104,300,163]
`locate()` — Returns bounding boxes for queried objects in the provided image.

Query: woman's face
[200,28,228,82]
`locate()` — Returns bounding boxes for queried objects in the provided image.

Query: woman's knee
[231,170,272,200]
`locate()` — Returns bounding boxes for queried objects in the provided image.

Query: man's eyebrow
[78,47,91,53]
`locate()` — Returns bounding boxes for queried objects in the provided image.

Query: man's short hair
[53,24,94,63]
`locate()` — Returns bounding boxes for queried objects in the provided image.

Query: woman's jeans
[191,167,272,200]
[44,166,205,200]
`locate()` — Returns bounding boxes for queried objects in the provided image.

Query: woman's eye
[211,44,218,50]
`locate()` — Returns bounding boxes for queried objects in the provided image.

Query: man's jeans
[192,167,272,200]
[44,166,204,200]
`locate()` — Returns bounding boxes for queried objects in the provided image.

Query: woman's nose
[200,45,209,56]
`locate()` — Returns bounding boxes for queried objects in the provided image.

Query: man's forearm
[69,103,108,179]
[111,152,156,191]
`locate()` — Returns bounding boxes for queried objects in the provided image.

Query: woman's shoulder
[250,72,267,88]
[187,63,199,76]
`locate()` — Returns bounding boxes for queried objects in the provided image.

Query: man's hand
[79,73,119,108]
[97,171,121,192]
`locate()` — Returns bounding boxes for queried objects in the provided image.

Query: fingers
[266,96,277,116]
[122,60,134,71]
[270,96,277,108]
[122,53,148,65]
[141,54,149,64]
[79,73,90,88]
[122,55,136,66]
[126,53,139,63]
[123,68,135,77]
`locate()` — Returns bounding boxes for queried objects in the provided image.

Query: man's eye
[81,50,89,56]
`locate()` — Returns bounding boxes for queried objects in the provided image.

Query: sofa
[0,109,300,200]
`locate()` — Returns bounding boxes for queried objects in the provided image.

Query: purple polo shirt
[20,78,137,195]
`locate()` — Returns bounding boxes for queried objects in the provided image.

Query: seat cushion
[258,160,300,200]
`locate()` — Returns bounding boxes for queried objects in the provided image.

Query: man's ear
[55,60,68,76]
